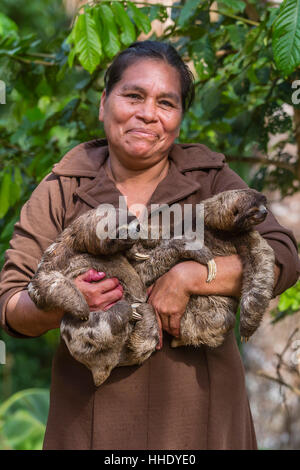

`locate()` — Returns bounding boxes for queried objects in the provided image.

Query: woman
[0,41,299,450]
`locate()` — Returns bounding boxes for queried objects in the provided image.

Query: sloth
[28,188,275,387]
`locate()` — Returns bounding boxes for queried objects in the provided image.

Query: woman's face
[99,59,183,169]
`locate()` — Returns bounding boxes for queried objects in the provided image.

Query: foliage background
[0,0,300,449]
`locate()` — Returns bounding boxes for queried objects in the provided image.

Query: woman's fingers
[78,269,106,283]
[146,267,191,339]
[159,311,169,334]
[97,277,122,294]
[146,284,154,299]
[154,308,163,350]
[167,314,181,338]
[91,285,124,311]
[102,284,124,311]
[74,269,124,311]
[157,312,180,338]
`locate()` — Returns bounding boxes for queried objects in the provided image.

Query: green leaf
[111,2,136,46]
[0,170,11,219]
[0,389,49,451]
[177,0,201,27]
[226,24,247,49]
[192,36,215,67]
[277,281,300,311]
[13,167,22,201]
[73,11,102,74]
[201,85,221,113]
[272,0,300,76]
[0,215,18,242]
[98,4,121,58]
[68,45,77,68]
[218,0,246,13]
[127,2,151,34]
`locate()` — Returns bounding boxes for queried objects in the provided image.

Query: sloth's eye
[128,220,140,238]
[233,208,239,216]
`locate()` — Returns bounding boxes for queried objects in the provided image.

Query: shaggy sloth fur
[28,189,275,386]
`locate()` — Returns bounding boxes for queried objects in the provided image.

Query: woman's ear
[99,90,107,122]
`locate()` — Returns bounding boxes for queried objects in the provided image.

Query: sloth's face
[232,191,268,230]
[206,189,268,232]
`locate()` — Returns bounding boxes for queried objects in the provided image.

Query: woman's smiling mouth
[126,128,159,139]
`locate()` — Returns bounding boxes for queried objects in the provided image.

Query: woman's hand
[146,255,251,350]
[74,268,124,311]
[146,263,193,348]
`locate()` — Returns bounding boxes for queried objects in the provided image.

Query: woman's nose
[136,99,158,122]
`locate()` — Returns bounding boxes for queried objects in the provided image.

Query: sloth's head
[204,189,268,232]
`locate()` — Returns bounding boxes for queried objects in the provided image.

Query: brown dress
[1,140,299,450]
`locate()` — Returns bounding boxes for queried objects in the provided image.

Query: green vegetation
[0,388,49,450]
[0,0,300,449]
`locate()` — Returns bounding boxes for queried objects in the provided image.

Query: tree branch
[256,370,300,397]
[225,155,296,173]
[209,9,259,26]
[1,52,55,67]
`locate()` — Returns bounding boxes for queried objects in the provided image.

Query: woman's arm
[5,270,124,337]
[147,255,280,343]
[6,290,64,337]
[211,163,300,296]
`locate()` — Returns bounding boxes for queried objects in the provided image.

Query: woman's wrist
[171,261,207,296]
[172,255,243,298]
[6,290,64,337]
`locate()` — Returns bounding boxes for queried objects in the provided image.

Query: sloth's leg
[171,296,237,349]
[61,301,134,387]
[28,271,90,320]
[61,300,134,347]
[119,303,159,366]
[236,231,275,340]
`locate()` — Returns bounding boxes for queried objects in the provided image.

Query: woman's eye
[127,94,142,100]
[160,101,174,108]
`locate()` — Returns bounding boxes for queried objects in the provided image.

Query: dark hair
[104,41,195,113]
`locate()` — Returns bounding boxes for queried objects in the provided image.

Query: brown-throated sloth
[28,189,275,387]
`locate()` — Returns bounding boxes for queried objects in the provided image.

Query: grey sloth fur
[28,188,275,387]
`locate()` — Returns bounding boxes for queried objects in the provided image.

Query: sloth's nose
[258,204,268,215]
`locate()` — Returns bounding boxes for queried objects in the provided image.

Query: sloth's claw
[133,252,150,261]
[241,336,249,343]
[132,310,143,320]
[80,316,89,321]
[131,302,143,320]
[131,302,142,309]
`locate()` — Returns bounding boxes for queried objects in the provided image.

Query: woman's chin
[124,142,159,160]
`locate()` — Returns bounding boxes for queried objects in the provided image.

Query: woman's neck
[104,153,170,187]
